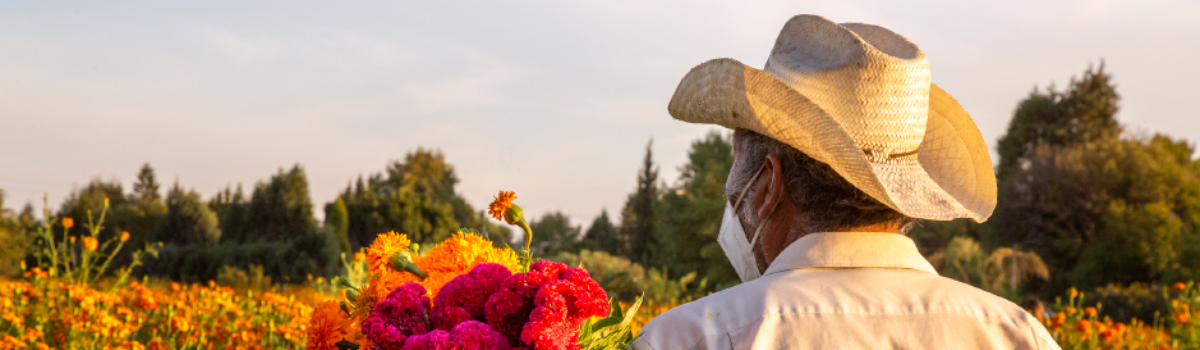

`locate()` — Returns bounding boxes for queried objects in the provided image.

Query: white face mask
[718,163,776,283]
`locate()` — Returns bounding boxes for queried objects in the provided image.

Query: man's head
[727,128,915,272]
[668,15,998,275]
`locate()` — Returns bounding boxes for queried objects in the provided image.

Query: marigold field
[8,201,1200,349]
[9,268,1200,349]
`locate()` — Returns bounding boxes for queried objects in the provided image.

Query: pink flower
[364,283,433,349]
[401,330,451,350]
[399,321,510,350]
[485,261,609,350]
[448,321,511,350]
[433,263,513,330]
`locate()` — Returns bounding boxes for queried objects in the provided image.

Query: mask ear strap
[749,202,779,247]
[733,162,768,211]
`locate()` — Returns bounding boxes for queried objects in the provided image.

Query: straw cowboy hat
[669,14,996,222]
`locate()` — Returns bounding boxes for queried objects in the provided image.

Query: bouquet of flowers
[308,191,641,350]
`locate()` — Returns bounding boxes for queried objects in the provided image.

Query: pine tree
[132,163,162,203]
[324,197,351,254]
[621,140,659,265]
[581,209,619,254]
[528,212,581,256]
[245,165,317,242]
[158,183,221,246]
[211,184,249,243]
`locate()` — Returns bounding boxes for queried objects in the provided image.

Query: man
[633,15,1059,349]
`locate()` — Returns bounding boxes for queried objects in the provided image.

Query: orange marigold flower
[416,230,519,299]
[1075,320,1093,334]
[306,300,351,350]
[1068,287,1078,299]
[352,277,382,321]
[354,252,366,262]
[363,232,422,301]
[366,232,414,279]
[69,236,76,243]
[120,231,130,242]
[82,236,98,252]
[1176,312,1190,325]
[1175,282,1188,291]
[1085,306,1097,318]
[62,217,74,229]
[171,282,181,292]
[1065,306,1077,315]
[487,191,517,220]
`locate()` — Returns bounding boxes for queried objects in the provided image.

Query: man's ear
[758,153,785,220]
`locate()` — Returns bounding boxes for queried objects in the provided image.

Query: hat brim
[667,58,996,222]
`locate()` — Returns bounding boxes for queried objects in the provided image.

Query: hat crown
[764,15,930,163]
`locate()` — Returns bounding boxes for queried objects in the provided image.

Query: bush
[216,264,274,291]
[1083,283,1173,324]
[552,249,704,304]
[144,227,341,284]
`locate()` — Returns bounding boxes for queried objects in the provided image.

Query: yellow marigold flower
[82,236,98,251]
[487,191,517,220]
[62,217,74,229]
[416,231,519,299]
[306,300,350,350]
[120,231,130,242]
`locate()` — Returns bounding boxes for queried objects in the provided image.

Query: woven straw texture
[667,15,996,222]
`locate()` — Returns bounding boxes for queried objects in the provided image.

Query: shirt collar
[762,232,938,276]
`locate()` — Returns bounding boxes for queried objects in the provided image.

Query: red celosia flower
[364,283,433,350]
[398,321,510,350]
[447,321,511,350]
[485,261,609,350]
[400,330,451,350]
[432,264,513,330]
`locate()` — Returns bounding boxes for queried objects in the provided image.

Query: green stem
[520,220,533,255]
[95,239,126,285]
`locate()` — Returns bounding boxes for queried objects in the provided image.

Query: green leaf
[579,295,644,350]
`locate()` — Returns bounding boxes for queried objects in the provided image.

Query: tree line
[1,62,1197,303]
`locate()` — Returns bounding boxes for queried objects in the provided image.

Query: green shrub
[552,249,704,304]
[1083,283,1173,324]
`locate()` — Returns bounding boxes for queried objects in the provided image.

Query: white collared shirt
[633,232,1060,350]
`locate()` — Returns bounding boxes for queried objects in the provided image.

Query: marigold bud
[389,250,428,279]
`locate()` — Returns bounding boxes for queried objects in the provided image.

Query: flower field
[8,193,1200,349]
[0,276,320,349]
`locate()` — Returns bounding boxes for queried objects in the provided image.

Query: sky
[2,1,1198,228]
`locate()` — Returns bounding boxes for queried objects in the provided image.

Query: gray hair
[727,129,916,234]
